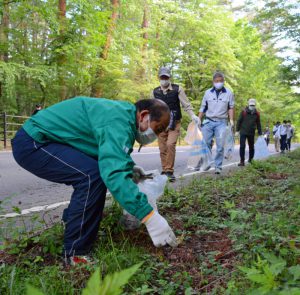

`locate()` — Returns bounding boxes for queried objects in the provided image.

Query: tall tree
[91,0,119,97]
[58,0,67,101]
[0,0,9,108]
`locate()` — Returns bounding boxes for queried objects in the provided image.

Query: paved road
[0,143,298,215]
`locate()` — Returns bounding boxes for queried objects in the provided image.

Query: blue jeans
[11,128,107,257]
[201,119,227,169]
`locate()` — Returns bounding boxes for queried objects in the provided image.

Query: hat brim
[159,73,171,78]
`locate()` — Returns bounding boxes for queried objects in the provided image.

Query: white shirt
[277,125,287,136]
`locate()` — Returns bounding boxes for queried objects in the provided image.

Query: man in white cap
[151,67,199,182]
[236,98,262,166]
[198,72,235,174]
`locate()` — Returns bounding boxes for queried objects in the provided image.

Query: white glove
[192,114,200,125]
[147,196,158,212]
[143,211,177,247]
[132,165,146,183]
[235,131,239,137]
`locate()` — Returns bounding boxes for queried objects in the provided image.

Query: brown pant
[158,121,181,173]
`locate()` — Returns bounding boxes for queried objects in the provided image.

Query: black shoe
[165,172,176,182]
[203,165,211,171]
[248,159,253,163]
[214,168,222,174]
[238,162,245,167]
[161,171,166,175]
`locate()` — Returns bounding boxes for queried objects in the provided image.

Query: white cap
[248,98,256,106]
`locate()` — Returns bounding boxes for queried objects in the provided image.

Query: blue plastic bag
[185,122,212,171]
[254,136,270,159]
[223,126,235,160]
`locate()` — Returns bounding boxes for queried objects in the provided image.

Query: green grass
[1,149,300,294]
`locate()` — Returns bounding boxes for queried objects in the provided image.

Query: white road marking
[0,151,287,219]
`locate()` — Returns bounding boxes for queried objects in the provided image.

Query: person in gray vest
[151,67,199,182]
[198,72,235,174]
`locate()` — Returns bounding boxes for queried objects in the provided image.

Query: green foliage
[239,253,300,294]
[26,263,142,295]
[1,149,300,294]
[82,263,142,295]
[0,0,298,127]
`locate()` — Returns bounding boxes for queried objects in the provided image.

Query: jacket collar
[160,83,173,91]
[210,86,227,93]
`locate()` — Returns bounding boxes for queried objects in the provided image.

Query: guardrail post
[3,112,7,149]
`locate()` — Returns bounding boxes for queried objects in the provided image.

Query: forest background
[0,0,299,130]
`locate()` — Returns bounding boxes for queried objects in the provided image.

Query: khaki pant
[158,121,181,173]
[274,137,280,152]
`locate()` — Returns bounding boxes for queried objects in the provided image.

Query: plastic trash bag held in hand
[185,121,212,171]
[222,125,235,160]
[254,136,270,160]
[120,170,168,230]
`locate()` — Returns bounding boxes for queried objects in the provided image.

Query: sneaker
[161,171,166,175]
[215,168,222,174]
[203,165,211,171]
[238,162,245,167]
[165,172,176,182]
[67,255,92,266]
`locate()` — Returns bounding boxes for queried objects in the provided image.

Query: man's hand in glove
[132,165,146,183]
[192,114,200,125]
[142,211,177,247]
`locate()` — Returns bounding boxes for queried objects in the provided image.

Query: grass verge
[0,149,300,294]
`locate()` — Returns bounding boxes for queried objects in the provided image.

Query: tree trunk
[0,0,9,105]
[58,0,67,101]
[91,0,119,97]
[139,0,149,80]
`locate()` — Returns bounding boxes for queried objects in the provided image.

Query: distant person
[32,104,42,116]
[236,98,262,166]
[198,72,235,174]
[286,120,294,151]
[12,97,177,266]
[151,67,199,182]
[272,121,280,152]
[276,120,288,153]
[264,127,270,146]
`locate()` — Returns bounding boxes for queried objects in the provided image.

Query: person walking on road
[198,72,235,174]
[273,121,280,152]
[151,67,199,182]
[236,99,262,166]
[12,97,177,266]
[264,127,270,146]
[32,104,42,116]
[286,120,294,151]
[276,120,288,153]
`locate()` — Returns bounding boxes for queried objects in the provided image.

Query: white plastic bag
[254,136,270,159]
[121,171,168,230]
[185,122,212,171]
[223,126,235,160]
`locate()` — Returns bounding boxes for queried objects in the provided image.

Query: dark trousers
[239,134,255,162]
[286,137,292,151]
[12,128,107,257]
[265,138,270,146]
[280,135,287,151]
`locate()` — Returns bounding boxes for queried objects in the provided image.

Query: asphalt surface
[0,143,298,215]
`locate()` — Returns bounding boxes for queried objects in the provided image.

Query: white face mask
[136,115,157,145]
[213,82,224,90]
[248,106,255,111]
[160,79,170,88]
